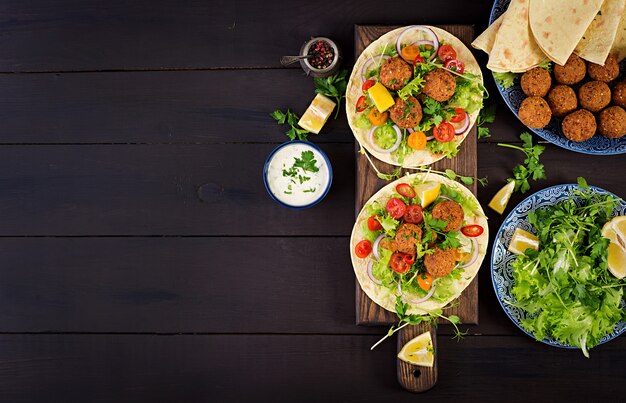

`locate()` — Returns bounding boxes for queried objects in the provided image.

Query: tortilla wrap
[575,0,626,65]
[349,173,488,315]
[488,0,549,73]
[611,7,626,61]
[346,26,483,167]
[530,0,604,66]
[472,13,505,56]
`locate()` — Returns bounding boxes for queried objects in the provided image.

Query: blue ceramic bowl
[490,0,626,155]
[491,184,626,349]
[263,141,333,209]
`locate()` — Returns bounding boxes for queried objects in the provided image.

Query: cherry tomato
[368,108,388,126]
[395,183,416,198]
[450,108,467,123]
[401,45,420,62]
[407,131,427,150]
[437,44,457,62]
[418,272,434,290]
[402,254,416,266]
[362,79,376,91]
[413,55,424,66]
[355,240,372,258]
[386,197,407,219]
[403,205,424,224]
[390,253,411,273]
[433,122,455,143]
[461,224,484,237]
[444,59,465,74]
[367,215,382,231]
[355,96,367,112]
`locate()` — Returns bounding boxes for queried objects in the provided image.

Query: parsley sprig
[476,103,496,140]
[370,296,466,350]
[270,109,311,141]
[313,69,348,119]
[497,132,547,193]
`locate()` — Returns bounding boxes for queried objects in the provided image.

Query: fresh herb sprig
[497,132,547,193]
[442,168,488,187]
[370,296,466,350]
[476,104,496,140]
[313,69,349,118]
[270,109,311,141]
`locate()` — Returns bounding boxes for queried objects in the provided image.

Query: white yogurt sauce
[266,143,330,207]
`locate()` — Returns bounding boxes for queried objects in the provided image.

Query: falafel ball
[518,97,552,128]
[612,81,626,109]
[598,106,626,139]
[521,67,552,97]
[422,69,457,102]
[561,109,597,142]
[431,200,464,232]
[424,248,457,278]
[394,223,422,254]
[389,96,423,129]
[547,85,577,117]
[554,54,586,85]
[587,54,620,83]
[379,57,413,91]
[578,81,611,112]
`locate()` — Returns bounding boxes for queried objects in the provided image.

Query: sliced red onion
[397,280,437,304]
[367,261,383,285]
[426,135,435,141]
[397,26,439,62]
[457,237,479,269]
[454,115,471,135]
[372,234,385,260]
[436,195,452,201]
[361,55,390,82]
[368,125,402,154]
[411,40,434,47]
[408,127,414,133]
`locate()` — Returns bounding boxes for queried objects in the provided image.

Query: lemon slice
[368,82,395,112]
[298,94,336,134]
[414,182,441,208]
[397,331,434,367]
[508,228,539,255]
[488,181,515,214]
[602,216,626,279]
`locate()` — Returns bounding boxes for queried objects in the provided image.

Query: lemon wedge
[488,181,516,214]
[397,331,434,367]
[508,228,539,255]
[414,182,441,208]
[367,82,395,112]
[298,94,336,134]
[601,216,626,279]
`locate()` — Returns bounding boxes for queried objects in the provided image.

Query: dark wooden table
[0,1,625,401]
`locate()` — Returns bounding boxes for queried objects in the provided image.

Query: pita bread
[575,0,625,65]
[611,5,626,61]
[349,173,488,315]
[472,13,506,55]
[346,26,483,167]
[530,0,604,66]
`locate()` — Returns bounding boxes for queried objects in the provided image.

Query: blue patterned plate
[490,0,626,155]
[491,184,626,349]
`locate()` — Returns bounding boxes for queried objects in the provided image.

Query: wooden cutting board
[353,24,479,392]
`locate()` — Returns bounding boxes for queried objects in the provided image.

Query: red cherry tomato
[355,240,372,258]
[356,96,367,112]
[450,108,467,123]
[461,224,484,237]
[433,122,455,143]
[437,44,457,62]
[402,254,416,266]
[395,183,416,198]
[362,79,376,91]
[444,59,465,74]
[403,205,424,224]
[413,55,424,66]
[367,215,383,231]
[386,197,407,219]
[390,253,411,273]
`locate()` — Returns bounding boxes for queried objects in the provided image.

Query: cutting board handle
[397,323,437,392]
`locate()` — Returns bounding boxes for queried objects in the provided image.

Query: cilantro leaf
[271,109,311,141]
[497,132,547,194]
[313,69,348,119]
[293,150,319,173]
[476,103,496,139]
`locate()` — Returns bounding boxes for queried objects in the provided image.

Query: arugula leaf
[493,71,518,89]
[497,132,547,194]
[313,69,349,118]
[271,109,311,141]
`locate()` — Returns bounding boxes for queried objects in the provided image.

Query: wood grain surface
[354,25,479,327]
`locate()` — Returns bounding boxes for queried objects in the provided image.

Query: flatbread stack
[473,0,626,71]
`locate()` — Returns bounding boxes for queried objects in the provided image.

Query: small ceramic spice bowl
[299,37,341,78]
